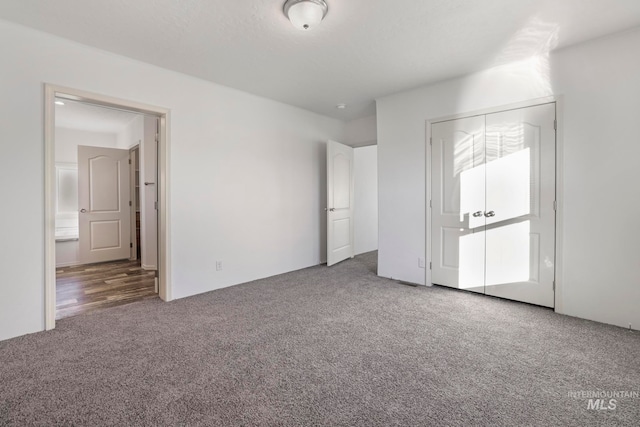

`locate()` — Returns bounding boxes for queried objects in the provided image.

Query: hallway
[56,259,157,320]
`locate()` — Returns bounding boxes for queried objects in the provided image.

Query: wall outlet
[418,257,425,268]
[216,261,222,271]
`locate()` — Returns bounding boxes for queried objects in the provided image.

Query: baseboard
[142,264,157,271]
[55,261,83,268]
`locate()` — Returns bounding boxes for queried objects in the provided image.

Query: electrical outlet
[418,257,425,268]
[216,261,222,271]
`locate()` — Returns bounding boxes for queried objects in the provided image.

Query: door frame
[425,95,565,313]
[44,84,172,330]
[129,144,140,261]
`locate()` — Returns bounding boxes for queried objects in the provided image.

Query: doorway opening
[44,85,171,329]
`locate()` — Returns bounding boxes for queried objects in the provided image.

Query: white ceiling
[3,0,640,121]
[56,99,141,134]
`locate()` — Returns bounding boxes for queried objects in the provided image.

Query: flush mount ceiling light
[284,0,328,31]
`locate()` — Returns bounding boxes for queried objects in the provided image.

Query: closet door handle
[484,211,495,217]
[472,211,483,217]
[80,208,87,213]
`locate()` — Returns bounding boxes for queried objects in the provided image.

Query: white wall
[55,128,120,163]
[0,20,345,341]
[376,28,640,329]
[55,240,79,267]
[116,114,144,149]
[354,146,378,255]
[345,114,377,147]
[346,115,378,255]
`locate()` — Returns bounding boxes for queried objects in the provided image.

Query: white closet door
[483,103,556,307]
[431,116,485,293]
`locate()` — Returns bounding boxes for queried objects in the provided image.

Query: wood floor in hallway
[56,259,158,320]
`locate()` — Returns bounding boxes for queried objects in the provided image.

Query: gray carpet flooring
[1,252,638,426]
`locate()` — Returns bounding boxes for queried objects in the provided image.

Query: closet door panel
[483,103,556,307]
[431,116,485,293]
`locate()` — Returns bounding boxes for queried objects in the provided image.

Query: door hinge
[129,200,132,207]
[130,242,133,248]
[429,262,432,270]
[429,199,432,208]
[553,281,556,291]
[154,201,158,210]
[128,158,131,164]
[553,119,557,131]
[155,133,159,143]
[430,137,432,146]
[553,200,557,211]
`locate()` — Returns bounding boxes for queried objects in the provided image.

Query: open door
[78,145,131,264]
[327,140,354,266]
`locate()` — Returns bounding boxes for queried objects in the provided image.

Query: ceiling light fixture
[284,0,328,31]
[336,103,347,110]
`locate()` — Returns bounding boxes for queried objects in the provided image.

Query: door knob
[484,211,495,217]
[472,211,483,217]
[329,208,335,212]
[80,208,87,213]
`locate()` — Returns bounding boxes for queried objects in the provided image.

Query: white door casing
[78,145,131,264]
[129,146,138,261]
[327,140,355,266]
[140,115,158,270]
[430,102,556,308]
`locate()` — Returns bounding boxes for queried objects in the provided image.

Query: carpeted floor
[1,252,638,426]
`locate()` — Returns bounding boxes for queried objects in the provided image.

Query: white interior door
[327,140,354,266]
[78,146,131,264]
[431,116,485,292]
[483,103,556,307]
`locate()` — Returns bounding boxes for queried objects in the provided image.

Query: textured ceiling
[56,99,141,134]
[2,0,640,121]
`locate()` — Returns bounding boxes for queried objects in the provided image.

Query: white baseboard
[55,261,83,268]
[142,264,157,271]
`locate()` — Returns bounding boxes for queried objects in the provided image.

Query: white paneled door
[431,103,556,307]
[327,140,354,266]
[78,146,131,264]
[431,115,486,293]
[483,104,556,306]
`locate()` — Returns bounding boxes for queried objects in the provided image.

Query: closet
[431,102,556,307]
